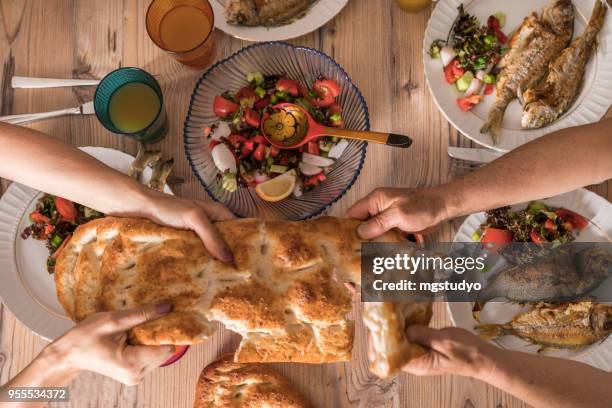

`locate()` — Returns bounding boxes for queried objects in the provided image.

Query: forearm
[477,348,612,408]
[0,123,154,215]
[441,119,612,219]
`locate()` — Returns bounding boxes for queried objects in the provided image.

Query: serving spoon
[261,103,412,149]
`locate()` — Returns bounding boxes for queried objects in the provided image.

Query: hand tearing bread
[194,354,311,408]
[54,216,432,377]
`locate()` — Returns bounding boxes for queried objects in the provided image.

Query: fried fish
[480,0,574,142]
[476,301,612,351]
[473,245,612,320]
[226,0,317,27]
[521,1,607,129]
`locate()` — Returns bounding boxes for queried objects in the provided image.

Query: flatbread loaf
[55,216,432,374]
[194,354,310,408]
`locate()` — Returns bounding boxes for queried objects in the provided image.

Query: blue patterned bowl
[184,41,369,220]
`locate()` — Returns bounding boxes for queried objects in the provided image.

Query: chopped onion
[328,139,349,159]
[302,152,334,167]
[440,46,456,67]
[210,121,230,140]
[465,78,482,97]
[211,143,237,173]
[299,161,323,176]
[293,183,303,198]
[254,170,270,184]
[475,70,486,81]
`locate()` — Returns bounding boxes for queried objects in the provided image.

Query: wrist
[428,185,462,224]
[468,343,506,382]
[37,342,82,382]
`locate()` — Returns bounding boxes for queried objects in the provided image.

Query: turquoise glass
[94,67,167,142]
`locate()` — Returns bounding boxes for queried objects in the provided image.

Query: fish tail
[480,100,508,143]
[475,323,511,340]
[585,1,607,40]
[472,301,487,323]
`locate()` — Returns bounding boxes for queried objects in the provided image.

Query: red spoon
[261,103,412,149]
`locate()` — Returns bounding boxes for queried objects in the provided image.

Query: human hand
[346,187,450,239]
[120,189,236,262]
[401,325,498,380]
[44,303,177,385]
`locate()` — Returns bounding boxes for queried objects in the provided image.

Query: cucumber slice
[270,165,289,174]
[456,71,474,93]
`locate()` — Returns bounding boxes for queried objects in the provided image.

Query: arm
[347,119,612,237]
[0,123,234,261]
[403,326,612,408]
[0,304,175,408]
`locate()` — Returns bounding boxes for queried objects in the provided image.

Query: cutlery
[261,102,412,149]
[447,146,503,163]
[0,101,95,125]
[11,76,100,89]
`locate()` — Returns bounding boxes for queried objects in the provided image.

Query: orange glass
[146,0,216,68]
[394,0,432,13]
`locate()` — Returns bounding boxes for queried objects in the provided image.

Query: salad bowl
[184,41,369,220]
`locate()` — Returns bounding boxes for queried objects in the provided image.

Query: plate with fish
[448,188,612,369]
[0,147,173,341]
[211,0,349,41]
[424,0,612,152]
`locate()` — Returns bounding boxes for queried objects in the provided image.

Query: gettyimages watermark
[360,242,612,302]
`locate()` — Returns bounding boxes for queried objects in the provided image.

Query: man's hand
[402,325,498,380]
[346,187,450,239]
[44,303,177,386]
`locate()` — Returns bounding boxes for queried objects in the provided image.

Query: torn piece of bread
[194,354,311,408]
[55,216,431,372]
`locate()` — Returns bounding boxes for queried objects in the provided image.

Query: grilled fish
[128,142,162,180]
[148,158,174,192]
[522,1,607,129]
[474,245,612,319]
[226,0,317,27]
[476,301,612,351]
[480,0,574,142]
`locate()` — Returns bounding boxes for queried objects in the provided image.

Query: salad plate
[210,0,349,41]
[0,147,172,341]
[448,188,612,370]
[184,41,369,220]
[423,0,612,152]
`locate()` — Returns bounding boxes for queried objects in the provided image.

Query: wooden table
[0,1,610,407]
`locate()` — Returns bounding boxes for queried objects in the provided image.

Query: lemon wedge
[255,170,296,202]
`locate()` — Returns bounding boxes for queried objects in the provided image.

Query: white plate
[0,147,172,341]
[211,0,349,41]
[448,188,612,370]
[424,0,612,152]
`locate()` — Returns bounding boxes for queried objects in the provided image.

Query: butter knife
[447,146,503,164]
[0,101,95,125]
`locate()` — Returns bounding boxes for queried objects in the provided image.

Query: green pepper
[330,113,342,122]
[50,234,63,248]
[266,156,274,167]
[275,91,287,98]
[270,95,279,104]
[246,72,264,86]
[483,73,496,84]
[254,86,266,98]
[484,34,497,46]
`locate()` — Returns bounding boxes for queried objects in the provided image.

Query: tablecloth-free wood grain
[1,1,610,407]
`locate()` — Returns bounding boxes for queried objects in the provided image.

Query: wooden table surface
[0,1,610,407]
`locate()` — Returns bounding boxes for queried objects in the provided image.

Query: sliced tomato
[278,156,290,166]
[444,59,465,84]
[313,79,341,98]
[554,208,588,230]
[244,108,261,128]
[303,174,321,188]
[269,145,280,158]
[213,95,239,118]
[307,141,320,155]
[208,139,220,150]
[276,78,300,96]
[236,86,259,101]
[482,227,513,244]
[316,172,327,182]
[227,134,247,147]
[484,84,495,95]
[240,141,255,158]
[544,218,555,232]
[251,134,268,145]
[494,28,507,44]
[329,103,343,115]
[253,144,266,161]
[457,95,482,112]
[254,97,270,110]
[29,211,50,224]
[55,197,77,221]
[160,345,189,368]
[530,231,546,244]
[487,15,500,30]
[44,224,55,237]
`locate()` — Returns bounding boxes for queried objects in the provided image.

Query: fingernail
[357,223,368,238]
[155,302,173,314]
[221,248,234,263]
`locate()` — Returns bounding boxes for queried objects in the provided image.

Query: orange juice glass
[394,0,432,13]
[146,0,216,68]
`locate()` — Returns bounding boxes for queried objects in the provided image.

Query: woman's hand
[43,303,177,386]
[129,190,236,262]
[401,325,498,380]
[346,187,451,239]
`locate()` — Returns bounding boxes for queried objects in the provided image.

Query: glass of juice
[146,0,216,69]
[94,67,167,142]
[394,0,432,13]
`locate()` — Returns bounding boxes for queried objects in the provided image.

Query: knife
[0,101,95,125]
[11,76,100,89]
[447,146,503,164]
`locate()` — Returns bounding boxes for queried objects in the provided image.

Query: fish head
[541,0,575,36]
[573,245,612,280]
[596,304,612,332]
[521,101,557,129]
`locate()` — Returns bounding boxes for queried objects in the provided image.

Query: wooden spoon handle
[322,128,412,148]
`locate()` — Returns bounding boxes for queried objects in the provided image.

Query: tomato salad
[206,72,348,199]
[473,201,588,245]
[21,194,103,273]
[429,4,508,112]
